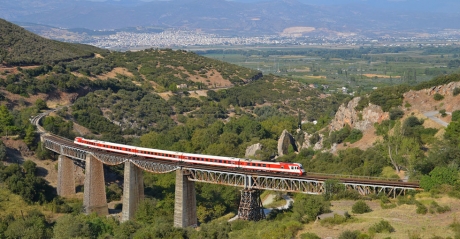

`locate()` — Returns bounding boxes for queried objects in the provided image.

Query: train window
[263,164,266,167]
[219,160,222,163]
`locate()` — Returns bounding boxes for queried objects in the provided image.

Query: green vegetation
[368,220,395,234]
[0,19,105,65]
[351,200,372,214]
[0,161,54,204]
[433,93,444,101]
[3,18,460,239]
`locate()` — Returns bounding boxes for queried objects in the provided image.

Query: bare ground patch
[299,197,460,238]
[363,74,401,79]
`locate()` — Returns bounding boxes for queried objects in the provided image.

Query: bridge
[31,110,419,228]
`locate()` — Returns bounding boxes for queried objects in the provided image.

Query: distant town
[74,28,460,50]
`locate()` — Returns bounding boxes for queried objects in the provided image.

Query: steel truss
[238,189,265,221]
[43,135,179,173]
[185,168,415,197]
[42,134,417,197]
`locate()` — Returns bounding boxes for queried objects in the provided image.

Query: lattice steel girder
[44,138,87,161]
[91,151,128,165]
[185,168,246,187]
[344,183,413,198]
[132,159,178,174]
[249,176,324,195]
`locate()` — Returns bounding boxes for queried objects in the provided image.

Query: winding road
[423,111,449,127]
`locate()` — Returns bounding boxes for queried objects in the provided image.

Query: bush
[352,200,372,214]
[439,109,447,117]
[344,129,363,144]
[320,213,350,226]
[389,108,404,120]
[416,202,428,214]
[452,110,460,122]
[368,220,395,234]
[433,93,444,101]
[429,201,451,214]
[338,230,361,239]
[300,232,321,239]
[380,196,397,209]
[454,87,460,96]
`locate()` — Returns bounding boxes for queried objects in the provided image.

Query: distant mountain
[0,19,105,65]
[1,0,459,36]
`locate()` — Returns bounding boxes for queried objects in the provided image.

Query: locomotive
[74,137,305,176]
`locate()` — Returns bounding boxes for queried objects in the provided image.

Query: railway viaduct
[30,111,420,228]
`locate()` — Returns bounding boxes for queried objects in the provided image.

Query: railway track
[42,133,420,189]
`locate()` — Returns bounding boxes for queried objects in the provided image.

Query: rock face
[277,130,297,156]
[404,81,460,112]
[330,97,389,132]
[425,82,460,96]
[245,143,263,158]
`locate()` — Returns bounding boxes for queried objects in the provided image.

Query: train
[74,137,305,176]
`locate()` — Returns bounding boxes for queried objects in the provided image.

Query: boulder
[277,130,297,156]
[245,143,263,158]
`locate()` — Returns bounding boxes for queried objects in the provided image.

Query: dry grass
[0,186,51,217]
[363,74,401,79]
[298,197,460,238]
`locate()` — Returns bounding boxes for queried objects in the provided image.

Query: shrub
[368,220,395,234]
[344,129,363,144]
[300,233,321,239]
[352,200,372,214]
[339,230,361,239]
[416,202,428,214]
[433,93,444,101]
[454,87,460,96]
[389,108,404,120]
[452,110,460,122]
[309,133,321,145]
[320,213,350,226]
[429,201,451,214]
[380,196,397,209]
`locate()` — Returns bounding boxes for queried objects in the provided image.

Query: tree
[23,124,35,146]
[34,99,47,111]
[445,121,460,146]
[0,141,6,161]
[53,214,91,239]
[420,166,459,191]
[452,110,460,122]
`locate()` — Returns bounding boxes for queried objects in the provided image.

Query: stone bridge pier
[57,155,76,197]
[121,161,144,222]
[174,169,197,228]
[83,154,108,216]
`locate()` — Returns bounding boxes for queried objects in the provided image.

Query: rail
[31,109,420,197]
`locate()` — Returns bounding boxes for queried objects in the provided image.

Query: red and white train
[74,137,305,176]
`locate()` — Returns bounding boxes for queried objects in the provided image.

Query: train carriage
[74,137,305,176]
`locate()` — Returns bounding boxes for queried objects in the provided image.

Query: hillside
[2,18,460,239]
[0,18,106,65]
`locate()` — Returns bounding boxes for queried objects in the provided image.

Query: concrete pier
[174,169,197,228]
[83,154,108,216]
[57,155,75,197]
[121,161,144,222]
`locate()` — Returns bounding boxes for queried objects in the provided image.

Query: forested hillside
[0,18,106,65]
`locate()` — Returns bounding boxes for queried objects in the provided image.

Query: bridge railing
[307,172,418,183]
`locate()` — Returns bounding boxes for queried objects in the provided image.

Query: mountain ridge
[1,0,459,36]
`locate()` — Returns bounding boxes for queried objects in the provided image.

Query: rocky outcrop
[330,97,388,132]
[245,143,263,158]
[424,82,460,96]
[277,130,297,156]
[297,131,324,151]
